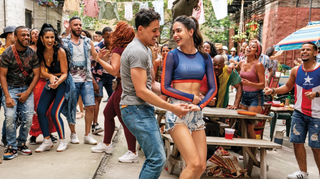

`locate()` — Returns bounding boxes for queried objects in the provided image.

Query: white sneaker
[91,142,113,153]
[70,133,79,144]
[84,133,97,145]
[118,150,139,163]
[35,138,53,153]
[287,171,308,179]
[56,139,68,152]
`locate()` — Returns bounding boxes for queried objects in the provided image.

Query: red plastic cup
[225,128,235,140]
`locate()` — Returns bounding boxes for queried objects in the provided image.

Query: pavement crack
[92,125,123,179]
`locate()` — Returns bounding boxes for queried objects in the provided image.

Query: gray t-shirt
[120,38,152,105]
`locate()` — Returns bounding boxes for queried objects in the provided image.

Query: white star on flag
[304,75,313,83]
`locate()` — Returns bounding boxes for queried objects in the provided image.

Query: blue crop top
[161,48,217,109]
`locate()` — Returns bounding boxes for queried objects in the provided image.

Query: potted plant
[37,0,59,7]
[246,21,259,40]
[231,32,247,43]
[246,21,259,31]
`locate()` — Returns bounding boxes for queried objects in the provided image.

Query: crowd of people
[0,7,319,179]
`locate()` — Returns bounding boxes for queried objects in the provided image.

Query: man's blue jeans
[2,87,34,149]
[120,105,166,179]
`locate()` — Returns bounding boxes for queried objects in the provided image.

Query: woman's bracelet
[271,88,275,95]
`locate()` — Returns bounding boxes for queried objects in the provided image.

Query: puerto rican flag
[295,65,320,118]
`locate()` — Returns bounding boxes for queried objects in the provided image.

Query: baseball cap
[231,47,236,51]
[223,46,228,51]
[0,26,16,38]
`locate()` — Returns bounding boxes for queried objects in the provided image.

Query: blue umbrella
[275,21,320,51]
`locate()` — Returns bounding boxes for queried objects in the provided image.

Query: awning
[275,21,320,51]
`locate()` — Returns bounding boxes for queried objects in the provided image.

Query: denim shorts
[94,81,104,97]
[290,110,320,149]
[240,90,264,108]
[75,81,95,106]
[166,98,205,132]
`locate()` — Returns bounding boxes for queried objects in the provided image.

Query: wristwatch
[316,92,319,97]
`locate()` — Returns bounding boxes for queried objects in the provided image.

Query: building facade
[0,0,64,35]
[229,0,320,67]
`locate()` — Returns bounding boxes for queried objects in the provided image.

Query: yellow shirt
[0,46,6,55]
[216,66,231,108]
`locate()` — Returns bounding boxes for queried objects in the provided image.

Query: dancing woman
[161,16,217,179]
[30,29,39,51]
[29,28,57,144]
[235,40,265,139]
[91,22,138,163]
[35,23,74,152]
[153,44,169,83]
[203,41,217,61]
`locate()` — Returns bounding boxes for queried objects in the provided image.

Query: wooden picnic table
[154,107,272,176]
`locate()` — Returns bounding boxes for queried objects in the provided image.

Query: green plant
[231,32,247,43]
[201,0,233,43]
[246,21,259,40]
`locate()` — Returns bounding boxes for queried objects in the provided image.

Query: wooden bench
[162,134,282,179]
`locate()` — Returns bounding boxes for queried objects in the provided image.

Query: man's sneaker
[29,136,37,145]
[91,142,113,153]
[92,123,104,134]
[1,135,7,147]
[118,150,139,163]
[84,133,97,145]
[35,138,53,153]
[70,133,80,144]
[56,139,68,152]
[287,171,308,179]
[3,146,18,160]
[50,135,58,143]
[17,144,32,155]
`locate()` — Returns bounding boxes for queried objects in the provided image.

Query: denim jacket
[62,35,93,82]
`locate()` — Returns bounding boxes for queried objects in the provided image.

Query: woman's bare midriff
[173,82,201,97]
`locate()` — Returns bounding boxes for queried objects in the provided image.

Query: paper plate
[237,111,257,116]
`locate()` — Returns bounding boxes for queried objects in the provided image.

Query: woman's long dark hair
[204,41,218,58]
[37,23,70,70]
[174,15,207,59]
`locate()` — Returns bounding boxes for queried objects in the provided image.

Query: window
[25,10,32,28]
[258,21,263,43]
[57,20,61,35]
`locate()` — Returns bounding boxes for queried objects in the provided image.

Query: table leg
[164,139,171,168]
[260,148,267,179]
[240,119,248,168]
[247,147,258,176]
[168,144,179,174]
[157,113,164,127]
[270,113,278,141]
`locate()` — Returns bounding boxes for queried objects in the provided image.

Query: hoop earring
[54,41,57,46]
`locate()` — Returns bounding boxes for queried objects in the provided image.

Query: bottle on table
[285,92,291,106]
